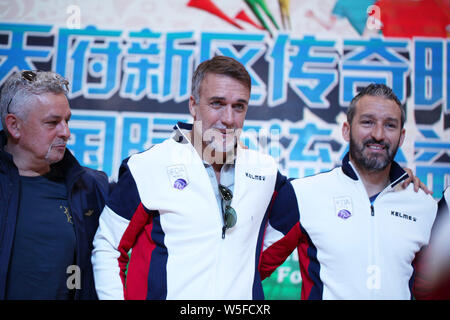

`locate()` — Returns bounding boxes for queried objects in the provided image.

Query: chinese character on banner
[121,29,163,101]
[55,26,123,99]
[288,35,338,109]
[67,112,117,177]
[121,30,195,103]
[339,37,410,106]
[0,23,53,83]
[200,32,266,105]
[413,39,445,112]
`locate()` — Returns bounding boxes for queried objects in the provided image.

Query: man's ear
[5,113,21,139]
[188,95,197,118]
[399,128,406,147]
[342,121,351,142]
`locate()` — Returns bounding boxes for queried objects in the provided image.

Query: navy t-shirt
[6,169,76,300]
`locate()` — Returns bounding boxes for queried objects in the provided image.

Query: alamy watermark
[66,4,81,29]
[366,5,382,31]
[66,265,81,290]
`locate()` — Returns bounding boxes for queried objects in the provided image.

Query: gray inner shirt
[203,161,235,216]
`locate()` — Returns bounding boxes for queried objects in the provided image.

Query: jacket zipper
[67,174,82,299]
[369,202,376,299]
[368,186,389,298]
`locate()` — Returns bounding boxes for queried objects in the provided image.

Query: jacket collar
[341,152,409,188]
[173,122,192,144]
[0,130,15,170]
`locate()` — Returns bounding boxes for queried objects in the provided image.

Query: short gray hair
[191,55,251,103]
[0,70,69,134]
[347,83,405,128]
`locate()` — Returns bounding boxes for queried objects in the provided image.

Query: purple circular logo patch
[174,178,187,190]
[338,209,352,219]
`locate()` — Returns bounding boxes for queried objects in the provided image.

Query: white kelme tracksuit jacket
[261,153,438,299]
[91,123,297,300]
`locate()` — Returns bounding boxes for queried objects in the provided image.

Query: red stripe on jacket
[259,222,301,280]
[117,203,153,300]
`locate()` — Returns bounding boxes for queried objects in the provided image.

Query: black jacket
[0,130,110,299]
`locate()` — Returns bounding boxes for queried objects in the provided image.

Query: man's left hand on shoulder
[402,168,433,194]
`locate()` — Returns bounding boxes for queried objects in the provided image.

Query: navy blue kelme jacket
[0,130,110,299]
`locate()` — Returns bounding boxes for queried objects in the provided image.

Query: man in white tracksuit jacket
[91,56,298,300]
[260,84,438,299]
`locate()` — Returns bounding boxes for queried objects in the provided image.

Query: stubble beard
[44,139,67,165]
[349,132,400,172]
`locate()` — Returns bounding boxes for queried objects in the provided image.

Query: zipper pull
[222,226,226,239]
[371,205,375,217]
